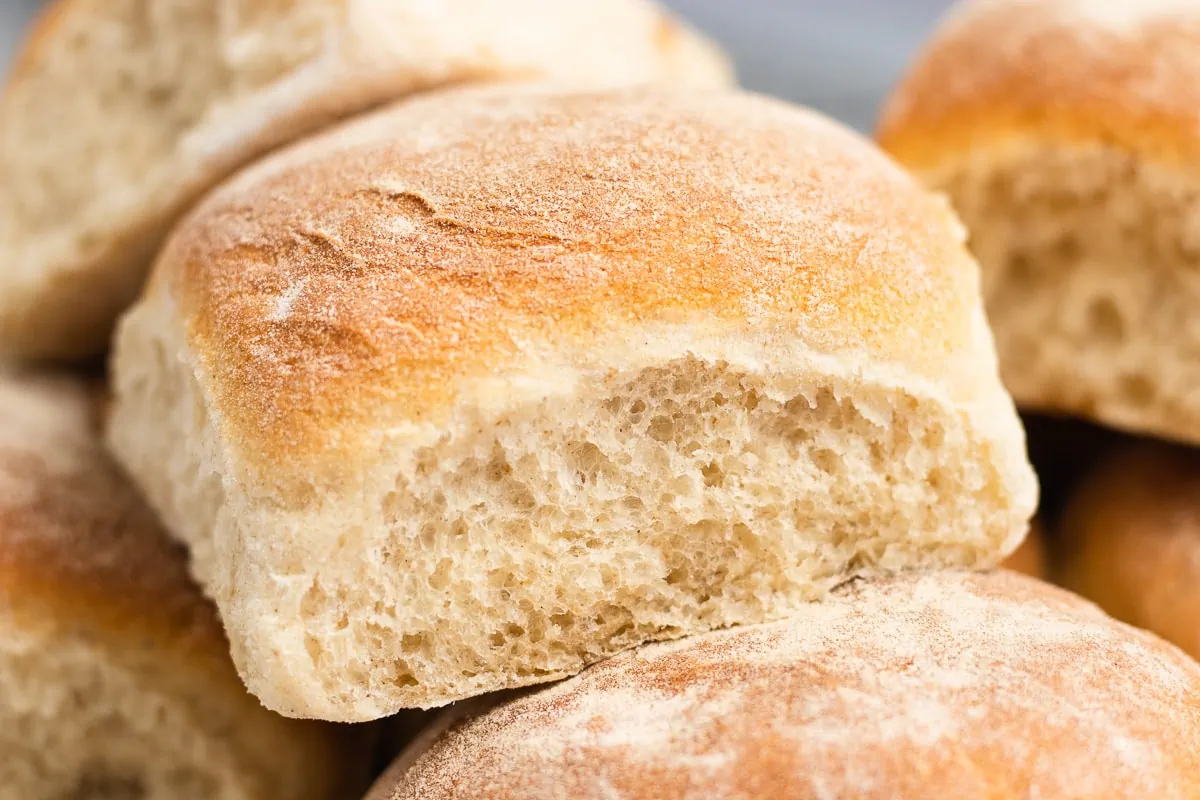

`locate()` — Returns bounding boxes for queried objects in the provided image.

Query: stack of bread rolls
[3,1,1200,798]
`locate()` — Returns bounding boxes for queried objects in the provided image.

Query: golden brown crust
[382,571,1200,799]
[1060,443,1200,661]
[0,372,225,663]
[155,86,987,487]
[878,0,1200,172]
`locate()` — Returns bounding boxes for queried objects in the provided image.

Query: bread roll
[1003,519,1046,579]
[0,373,367,799]
[108,85,1036,721]
[371,570,1200,800]
[1061,443,1200,661]
[0,0,732,361]
[878,0,1200,444]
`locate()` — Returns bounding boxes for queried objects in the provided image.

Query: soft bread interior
[1,616,256,800]
[936,143,1200,442]
[111,297,1028,721]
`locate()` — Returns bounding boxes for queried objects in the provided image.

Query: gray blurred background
[0,0,955,132]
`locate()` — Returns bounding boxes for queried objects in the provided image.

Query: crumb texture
[385,571,1200,800]
[938,144,1200,443]
[276,355,1018,718]
[2,620,263,800]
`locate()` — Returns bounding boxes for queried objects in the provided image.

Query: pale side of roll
[879,0,1200,444]
[0,373,369,799]
[0,0,732,360]
[373,571,1200,800]
[108,85,1036,721]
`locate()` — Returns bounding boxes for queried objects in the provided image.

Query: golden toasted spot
[0,374,224,660]
[879,0,1200,170]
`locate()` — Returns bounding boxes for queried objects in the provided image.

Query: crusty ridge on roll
[1060,443,1200,662]
[109,85,1036,721]
[0,373,366,799]
[0,0,732,360]
[376,570,1200,800]
[878,0,1200,444]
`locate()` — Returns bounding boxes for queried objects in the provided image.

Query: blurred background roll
[0,1,959,133]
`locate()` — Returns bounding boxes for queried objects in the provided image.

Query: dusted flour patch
[378,571,1200,800]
